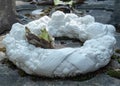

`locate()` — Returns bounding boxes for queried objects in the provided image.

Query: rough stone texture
[75,0,115,24]
[113,0,120,24]
[115,33,120,49]
[0,60,120,86]
[86,10,113,24]
[0,0,17,34]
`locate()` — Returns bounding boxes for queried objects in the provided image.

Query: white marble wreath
[3,11,116,77]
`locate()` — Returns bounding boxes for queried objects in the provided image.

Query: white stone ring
[3,11,116,77]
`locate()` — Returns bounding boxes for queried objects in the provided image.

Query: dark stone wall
[0,0,17,34]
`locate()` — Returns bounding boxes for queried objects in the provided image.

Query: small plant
[111,54,120,64]
[38,27,53,43]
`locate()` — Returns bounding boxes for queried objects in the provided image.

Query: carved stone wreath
[3,11,116,77]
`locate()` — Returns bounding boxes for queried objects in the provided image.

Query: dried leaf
[0,47,6,52]
[25,27,54,49]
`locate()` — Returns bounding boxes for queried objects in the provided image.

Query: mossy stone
[111,54,118,59]
[117,58,120,63]
[107,69,120,79]
[115,49,120,54]
[18,69,28,77]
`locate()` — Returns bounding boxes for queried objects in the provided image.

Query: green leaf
[38,27,53,43]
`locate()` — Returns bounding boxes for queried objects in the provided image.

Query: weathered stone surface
[113,0,120,24]
[86,10,113,23]
[0,0,17,34]
[115,33,120,49]
[75,0,115,24]
[0,62,120,86]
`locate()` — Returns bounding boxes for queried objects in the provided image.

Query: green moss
[111,54,118,59]
[1,58,17,70]
[115,49,120,54]
[29,73,95,81]
[70,74,94,81]
[111,54,120,63]
[107,69,120,79]
[117,58,120,63]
